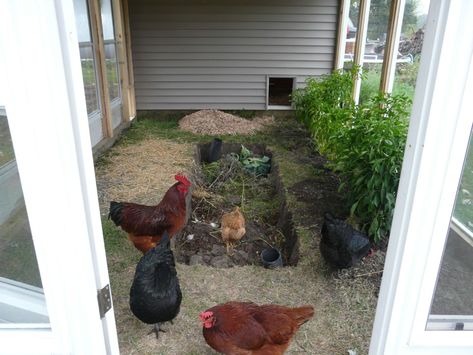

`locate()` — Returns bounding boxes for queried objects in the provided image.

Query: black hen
[320,212,371,269]
[129,231,182,337]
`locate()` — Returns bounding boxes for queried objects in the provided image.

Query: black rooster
[320,212,371,269]
[129,231,182,338]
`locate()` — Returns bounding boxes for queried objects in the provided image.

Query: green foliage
[293,69,411,242]
[350,0,419,40]
[238,145,271,176]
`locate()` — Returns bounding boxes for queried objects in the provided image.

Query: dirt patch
[178,109,274,135]
[175,220,281,268]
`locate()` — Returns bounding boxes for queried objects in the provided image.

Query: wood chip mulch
[178,109,274,135]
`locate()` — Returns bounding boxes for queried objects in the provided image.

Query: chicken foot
[148,323,166,339]
[225,242,236,255]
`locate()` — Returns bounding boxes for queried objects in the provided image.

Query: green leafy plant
[237,145,271,176]
[293,69,411,242]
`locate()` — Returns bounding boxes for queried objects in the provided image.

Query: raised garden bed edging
[175,142,300,267]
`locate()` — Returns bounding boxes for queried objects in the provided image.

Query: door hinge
[97,284,112,318]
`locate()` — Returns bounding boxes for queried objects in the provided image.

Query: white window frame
[0,0,119,353]
[369,0,473,354]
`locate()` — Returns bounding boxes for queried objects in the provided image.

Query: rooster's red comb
[199,311,213,321]
[175,174,191,186]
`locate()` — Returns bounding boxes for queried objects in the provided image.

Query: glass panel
[344,0,359,67]
[393,0,430,114]
[79,45,100,114]
[0,109,49,324]
[359,0,393,104]
[104,43,120,102]
[427,128,473,331]
[73,0,92,42]
[100,0,115,41]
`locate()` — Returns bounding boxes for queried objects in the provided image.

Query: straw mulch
[95,138,194,213]
[178,109,274,135]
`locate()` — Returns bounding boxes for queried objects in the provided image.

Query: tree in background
[350,0,419,41]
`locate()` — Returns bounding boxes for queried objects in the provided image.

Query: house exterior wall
[128,0,338,110]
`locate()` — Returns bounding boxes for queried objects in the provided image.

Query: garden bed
[174,142,300,267]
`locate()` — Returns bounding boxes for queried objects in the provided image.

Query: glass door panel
[100,0,122,130]
[0,109,49,325]
[73,0,104,146]
[427,127,473,330]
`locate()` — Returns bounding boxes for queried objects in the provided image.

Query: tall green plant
[293,70,411,242]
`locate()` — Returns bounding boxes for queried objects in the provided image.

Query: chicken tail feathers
[109,201,123,226]
[291,305,315,327]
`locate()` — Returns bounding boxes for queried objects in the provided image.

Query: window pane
[427,128,473,330]
[101,0,115,41]
[104,43,120,102]
[359,0,393,104]
[344,0,359,66]
[393,0,430,114]
[79,45,100,114]
[0,109,49,324]
[73,0,92,42]
[453,133,473,231]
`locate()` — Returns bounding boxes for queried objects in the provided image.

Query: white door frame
[0,0,118,353]
[370,0,473,354]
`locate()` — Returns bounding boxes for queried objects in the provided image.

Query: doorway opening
[267,77,294,107]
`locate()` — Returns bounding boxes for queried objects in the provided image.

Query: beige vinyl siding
[129,0,338,110]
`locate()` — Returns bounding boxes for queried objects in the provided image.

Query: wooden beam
[379,0,406,94]
[334,0,351,70]
[121,0,136,119]
[111,0,131,123]
[352,0,371,104]
[89,0,113,138]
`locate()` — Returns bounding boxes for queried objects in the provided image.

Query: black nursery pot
[261,247,283,268]
[208,138,223,163]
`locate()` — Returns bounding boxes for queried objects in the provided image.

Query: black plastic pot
[208,138,223,163]
[261,247,283,268]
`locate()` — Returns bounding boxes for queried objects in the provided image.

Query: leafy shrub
[293,70,411,242]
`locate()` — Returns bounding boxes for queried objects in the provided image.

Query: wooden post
[89,0,113,137]
[379,0,406,94]
[334,0,351,70]
[352,0,371,104]
[121,0,136,119]
[112,0,132,123]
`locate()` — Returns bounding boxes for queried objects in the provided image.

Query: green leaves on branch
[292,68,411,242]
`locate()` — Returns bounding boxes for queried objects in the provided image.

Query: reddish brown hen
[200,301,314,355]
[108,174,191,253]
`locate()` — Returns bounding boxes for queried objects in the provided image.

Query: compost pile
[178,109,274,135]
[174,146,282,268]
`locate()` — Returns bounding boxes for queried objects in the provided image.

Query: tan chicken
[220,206,246,254]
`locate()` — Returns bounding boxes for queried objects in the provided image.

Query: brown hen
[220,206,246,254]
[200,301,314,355]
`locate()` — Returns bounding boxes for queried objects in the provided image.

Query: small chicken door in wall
[267,77,294,107]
